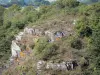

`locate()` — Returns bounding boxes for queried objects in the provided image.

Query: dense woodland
[0,0,100,75]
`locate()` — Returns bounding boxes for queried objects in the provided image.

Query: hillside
[0,0,100,75]
[1,0,100,7]
[0,0,50,7]
[78,0,100,4]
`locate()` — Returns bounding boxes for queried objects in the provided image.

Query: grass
[2,9,88,75]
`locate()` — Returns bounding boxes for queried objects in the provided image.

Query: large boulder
[37,60,46,70]
[37,60,78,71]
[24,27,42,36]
[45,30,54,42]
[11,40,21,58]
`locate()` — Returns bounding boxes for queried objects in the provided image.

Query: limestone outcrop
[9,26,77,73]
[37,60,78,74]
[10,27,67,61]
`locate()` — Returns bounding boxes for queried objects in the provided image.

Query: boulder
[60,62,67,70]
[24,27,42,36]
[37,60,77,71]
[11,40,21,58]
[34,29,42,36]
[46,62,67,70]
[45,30,54,42]
[15,32,24,41]
[66,61,73,70]
[37,60,46,70]
[46,62,54,69]
[24,27,34,35]
[9,56,14,64]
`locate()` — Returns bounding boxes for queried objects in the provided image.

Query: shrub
[34,37,48,54]
[71,39,83,50]
[56,0,79,8]
[34,37,58,60]
[40,43,58,60]
[80,57,89,69]
[16,22,26,29]
[80,26,92,37]
[0,6,5,25]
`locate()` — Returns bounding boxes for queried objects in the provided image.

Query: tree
[56,0,79,8]
[0,6,5,25]
[87,29,100,75]
[78,0,100,4]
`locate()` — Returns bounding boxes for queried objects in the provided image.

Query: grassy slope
[2,12,89,75]
[2,1,99,75]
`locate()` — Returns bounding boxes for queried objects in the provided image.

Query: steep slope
[2,14,79,75]
[0,0,100,75]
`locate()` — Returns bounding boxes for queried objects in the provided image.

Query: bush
[80,57,89,69]
[40,43,58,60]
[71,39,83,50]
[34,37,58,60]
[80,26,92,37]
[56,0,79,8]
[16,22,26,29]
[34,37,48,54]
[0,6,5,25]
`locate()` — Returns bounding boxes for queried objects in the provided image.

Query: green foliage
[56,0,79,8]
[71,38,83,50]
[76,3,100,38]
[34,37,48,54]
[78,2,100,16]
[41,43,58,60]
[0,5,33,66]
[22,6,41,22]
[2,59,37,75]
[78,0,100,4]
[87,30,100,75]
[0,4,53,66]
[34,37,58,60]
[90,30,100,57]
[76,2,100,75]
[0,0,100,75]
[76,18,92,37]
[3,4,21,26]
[0,6,5,25]
[15,22,26,29]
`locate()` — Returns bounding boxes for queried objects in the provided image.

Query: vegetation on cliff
[0,0,100,75]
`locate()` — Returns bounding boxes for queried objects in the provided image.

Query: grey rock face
[37,60,77,71]
[24,27,42,36]
[45,30,55,42]
[37,60,46,70]
[15,32,24,41]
